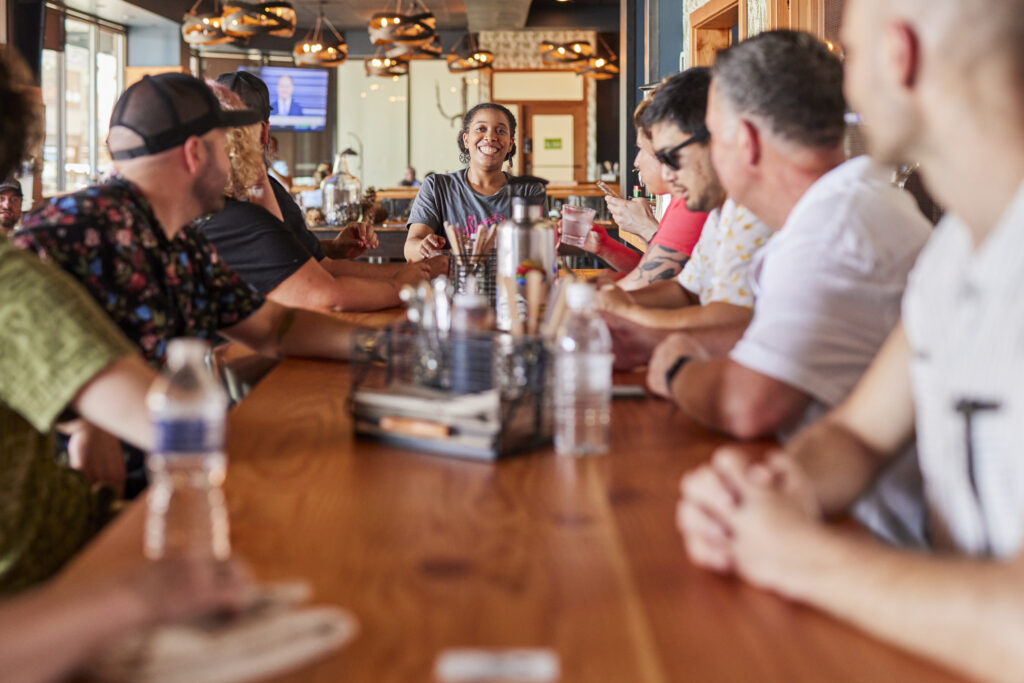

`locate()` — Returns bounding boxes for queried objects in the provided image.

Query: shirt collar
[942,178,1024,295]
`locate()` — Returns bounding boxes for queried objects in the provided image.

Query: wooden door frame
[496,97,588,183]
[767,0,825,36]
[689,0,747,67]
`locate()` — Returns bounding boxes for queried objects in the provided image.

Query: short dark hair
[0,52,38,180]
[712,30,845,148]
[457,102,518,161]
[639,67,712,138]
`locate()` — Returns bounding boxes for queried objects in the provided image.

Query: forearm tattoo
[632,245,689,284]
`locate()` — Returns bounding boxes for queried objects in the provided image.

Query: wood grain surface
[65,356,963,682]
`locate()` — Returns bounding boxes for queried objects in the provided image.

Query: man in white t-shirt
[647,32,930,443]
[596,68,773,369]
[677,2,1024,679]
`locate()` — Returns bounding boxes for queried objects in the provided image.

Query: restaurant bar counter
[61,310,962,682]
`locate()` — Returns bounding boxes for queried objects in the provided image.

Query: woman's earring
[459,150,470,164]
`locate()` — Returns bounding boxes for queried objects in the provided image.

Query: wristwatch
[664,355,691,390]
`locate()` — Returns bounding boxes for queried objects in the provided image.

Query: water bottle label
[154,418,224,453]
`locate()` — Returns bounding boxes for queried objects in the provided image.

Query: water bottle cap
[565,281,596,310]
[165,338,210,369]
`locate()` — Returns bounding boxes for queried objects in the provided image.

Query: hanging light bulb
[294,1,347,66]
[386,33,442,60]
[181,0,234,46]
[368,0,436,46]
[364,49,410,77]
[222,1,296,39]
[540,39,592,64]
[575,35,618,79]
[446,33,494,73]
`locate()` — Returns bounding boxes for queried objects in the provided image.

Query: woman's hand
[418,234,446,260]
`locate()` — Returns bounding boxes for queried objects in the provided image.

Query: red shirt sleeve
[649,197,708,256]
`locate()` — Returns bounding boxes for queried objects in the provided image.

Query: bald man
[676,2,1024,679]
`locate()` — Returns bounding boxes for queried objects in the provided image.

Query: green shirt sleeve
[0,240,138,432]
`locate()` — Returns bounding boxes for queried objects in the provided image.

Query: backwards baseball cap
[108,73,263,161]
[215,70,272,121]
[0,177,21,196]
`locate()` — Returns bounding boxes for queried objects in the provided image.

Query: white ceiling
[62,0,175,28]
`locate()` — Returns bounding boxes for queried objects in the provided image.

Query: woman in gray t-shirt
[404,103,546,261]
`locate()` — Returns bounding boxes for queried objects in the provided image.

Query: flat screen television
[238,66,328,132]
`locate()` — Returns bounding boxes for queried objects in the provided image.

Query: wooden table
[65,351,960,682]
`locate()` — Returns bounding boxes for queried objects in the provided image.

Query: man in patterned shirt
[0,54,254,601]
[15,73,376,496]
[595,68,773,367]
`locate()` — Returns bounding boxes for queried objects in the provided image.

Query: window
[40,10,125,195]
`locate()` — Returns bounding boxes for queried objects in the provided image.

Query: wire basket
[350,322,552,460]
[448,250,497,307]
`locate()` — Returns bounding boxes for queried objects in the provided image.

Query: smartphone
[595,181,618,197]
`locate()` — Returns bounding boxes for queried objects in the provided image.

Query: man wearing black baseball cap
[0,176,22,234]
[14,73,378,495]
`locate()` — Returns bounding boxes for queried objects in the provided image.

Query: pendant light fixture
[387,34,443,60]
[294,1,348,67]
[575,35,618,79]
[368,0,436,46]
[539,39,592,65]
[446,33,494,73]
[222,1,297,39]
[181,0,234,46]
[364,52,410,77]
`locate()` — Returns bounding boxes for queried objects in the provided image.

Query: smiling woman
[403,102,546,262]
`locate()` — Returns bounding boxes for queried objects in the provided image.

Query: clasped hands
[677,446,824,600]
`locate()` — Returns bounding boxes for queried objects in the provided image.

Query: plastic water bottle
[144,338,230,561]
[554,282,613,456]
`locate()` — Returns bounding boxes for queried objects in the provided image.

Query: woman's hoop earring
[459,151,470,164]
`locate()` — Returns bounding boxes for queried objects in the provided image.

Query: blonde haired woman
[198,80,433,312]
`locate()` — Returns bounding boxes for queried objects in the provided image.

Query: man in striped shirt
[676,1,1024,679]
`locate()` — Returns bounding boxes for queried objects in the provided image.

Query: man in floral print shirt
[15,74,374,495]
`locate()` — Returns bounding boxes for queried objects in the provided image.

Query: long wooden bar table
[64,313,960,682]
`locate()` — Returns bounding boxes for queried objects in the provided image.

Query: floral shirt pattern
[677,199,773,306]
[14,177,264,365]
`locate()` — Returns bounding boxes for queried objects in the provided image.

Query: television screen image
[239,66,328,132]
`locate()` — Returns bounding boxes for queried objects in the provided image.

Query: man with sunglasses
[596,68,773,368]
[648,31,931,449]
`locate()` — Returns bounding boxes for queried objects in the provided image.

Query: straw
[525,271,543,336]
[443,221,468,266]
[481,223,499,254]
[541,280,568,338]
[500,276,523,336]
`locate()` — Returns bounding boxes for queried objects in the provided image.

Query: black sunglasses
[654,130,710,171]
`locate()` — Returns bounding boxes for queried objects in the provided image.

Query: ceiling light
[575,35,618,79]
[386,33,443,60]
[364,52,409,77]
[368,0,436,46]
[294,1,347,66]
[222,1,296,39]
[540,40,592,64]
[447,33,494,73]
[181,0,234,46]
